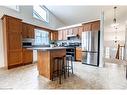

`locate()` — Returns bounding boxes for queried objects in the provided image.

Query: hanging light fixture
[111,6,119,43]
[111,6,119,28]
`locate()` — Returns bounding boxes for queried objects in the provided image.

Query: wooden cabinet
[58,20,100,41]
[82,20,100,33]
[58,27,79,40]
[67,28,73,35]
[83,23,92,31]
[2,15,23,69]
[76,47,82,61]
[73,27,79,35]
[51,31,58,40]
[58,30,63,40]
[83,21,100,32]
[22,23,35,38]
[58,29,68,40]
[62,29,67,40]
[22,48,33,64]
[78,26,83,39]
[91,21,100,31]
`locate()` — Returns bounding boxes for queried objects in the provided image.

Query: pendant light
[111,6,119,28]
[111,6,119,43]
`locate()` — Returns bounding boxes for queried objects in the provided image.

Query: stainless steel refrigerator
[82,31,100,66]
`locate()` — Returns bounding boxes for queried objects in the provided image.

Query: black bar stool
[52,57,66,84]
[64,55,74,77]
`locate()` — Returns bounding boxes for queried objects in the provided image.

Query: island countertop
[27,46,73,51]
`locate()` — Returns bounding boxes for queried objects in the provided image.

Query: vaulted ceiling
[46,6,127,27]
[46,6,112,26]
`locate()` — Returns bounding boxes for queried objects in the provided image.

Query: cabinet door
[78,26,83,39]
[76,48,82,61]
[28,24,35,38]
[62,29,67,40]
[58,30,63,40]
[8,17,22,33]
[7,17,22,67]
[22,23,35,38]
[22,23,28,38]
[68,28,73,35]
[8,32,22,51]
[83,23,92,31]
[73,27,78,35]
[51,31,58,40]
[91,21,100,31]
[54,32,58,40]
[22,48,33,64]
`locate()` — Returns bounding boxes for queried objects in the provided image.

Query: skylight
[33,6,48,22]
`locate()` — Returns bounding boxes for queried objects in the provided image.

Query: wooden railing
[115,44,125,59]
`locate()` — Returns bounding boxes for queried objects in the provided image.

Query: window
[34,29,49,45]
[105,47,110,58]
[5,6,19,12]
[33,6,49,22]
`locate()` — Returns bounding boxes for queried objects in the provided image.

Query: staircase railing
[115,44,125,59]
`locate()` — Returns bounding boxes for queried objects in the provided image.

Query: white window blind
[34,29,49,45]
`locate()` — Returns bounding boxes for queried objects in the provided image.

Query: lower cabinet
[76,47,82,61]
[22,48,33,65]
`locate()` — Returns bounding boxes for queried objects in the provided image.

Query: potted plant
[49,40,56,48]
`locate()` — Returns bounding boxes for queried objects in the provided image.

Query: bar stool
[52,57,66,84]
[64,55,74,77]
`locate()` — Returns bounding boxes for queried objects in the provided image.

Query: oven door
[22,42,32,48]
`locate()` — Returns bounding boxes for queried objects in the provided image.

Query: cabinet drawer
[22,48,33,64]
[76,47,82,61]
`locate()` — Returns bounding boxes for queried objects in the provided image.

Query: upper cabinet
[83,20,100,32]
[51,31,58,40]
[58,30,63,40]
[22,23,35,38]
[78,26,83,39]
[67,28,73,35]
[91,21,100,31]
[62,29,67,40]
[73,27,79,35]
[83,23,92,31]
[57,20,100,41]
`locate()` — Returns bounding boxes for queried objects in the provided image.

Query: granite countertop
[27,46,73,51]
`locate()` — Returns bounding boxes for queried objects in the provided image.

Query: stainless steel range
[66,47,76,61]
[64,42,81,61]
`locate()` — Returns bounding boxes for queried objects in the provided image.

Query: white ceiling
[46,6,127,34]
[46,6,112,26]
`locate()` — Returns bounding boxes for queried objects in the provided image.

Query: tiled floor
[0,62,127,89]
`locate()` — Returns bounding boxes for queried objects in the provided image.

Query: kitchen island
[28,47,67,80]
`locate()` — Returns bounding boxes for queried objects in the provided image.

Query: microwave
[22,38,34,48]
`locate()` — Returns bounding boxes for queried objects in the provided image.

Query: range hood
[67,34,77,38]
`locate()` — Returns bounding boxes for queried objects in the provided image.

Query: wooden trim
[8,63,23,69]
[23,62,33,66]
[8,62,33,69]
[82,20,100,25]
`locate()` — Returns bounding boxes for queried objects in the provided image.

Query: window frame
[34,29,50,45]
[33,6,49,23]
